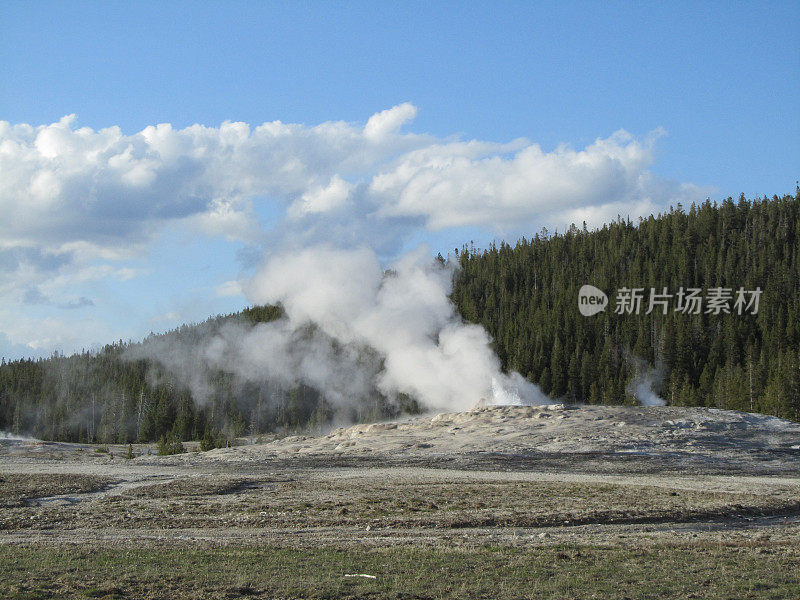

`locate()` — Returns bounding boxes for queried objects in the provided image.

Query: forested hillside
[453,192,800,420]
[1,192,798,444]
[0,306,383,445]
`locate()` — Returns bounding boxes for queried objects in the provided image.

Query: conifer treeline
[451,192,800,420]
[1,307,348,443]
[1,192,798,443]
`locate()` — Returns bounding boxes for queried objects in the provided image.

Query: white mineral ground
[1,405,799,548]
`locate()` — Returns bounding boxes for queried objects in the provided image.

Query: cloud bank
[1,105,703,257]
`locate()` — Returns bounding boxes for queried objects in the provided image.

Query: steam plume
[201,245,548,412]
[627,359,665,406]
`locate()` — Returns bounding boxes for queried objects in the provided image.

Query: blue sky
[0,0,798,360]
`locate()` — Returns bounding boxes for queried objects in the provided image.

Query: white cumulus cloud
[0,105,704,258]
[364,102,418,141]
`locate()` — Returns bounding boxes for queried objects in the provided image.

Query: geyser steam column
[246,245,548,413]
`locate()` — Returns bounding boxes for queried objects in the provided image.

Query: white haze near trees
[626,359,666,407]
[1,103,699,411]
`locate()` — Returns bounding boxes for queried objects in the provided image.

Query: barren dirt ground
[2,404,799,598]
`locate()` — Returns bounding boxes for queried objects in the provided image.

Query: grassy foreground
[2,542,797,600]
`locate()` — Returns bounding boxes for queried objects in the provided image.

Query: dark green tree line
[451,191,800,420]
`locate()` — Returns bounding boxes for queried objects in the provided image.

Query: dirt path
[25,473,182,507]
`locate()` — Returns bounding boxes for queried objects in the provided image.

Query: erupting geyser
[174,244,549,414]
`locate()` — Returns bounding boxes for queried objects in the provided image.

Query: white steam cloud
[627,360,666,407]
[245,245,547,411]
